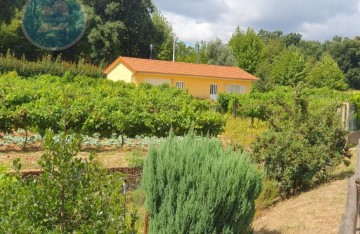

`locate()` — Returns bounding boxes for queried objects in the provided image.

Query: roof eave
[135,71,259,81]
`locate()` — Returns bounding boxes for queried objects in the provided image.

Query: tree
[229,27,264,73]
[152,10,175,61]
[269,47,307,87]
[0,0,25,24]
[346,68,360,90]
[307,54,348,90]
[325,36,360,74]
[257,29,283,44]
[0,131,138,232]
[205,38,236,66]
[298,40,325,62]
[175,41,198,63]
[283,32,302,47]
[143,132,262,233]
[0,0,171,65]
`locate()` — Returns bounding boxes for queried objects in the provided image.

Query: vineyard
[0,71,225,147]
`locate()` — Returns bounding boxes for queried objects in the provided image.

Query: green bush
[252,88,351,197]
[256,177,280,210]
[0,51,104,78]
[142,132,263,233]
[0,131,138,232]
[0,72,226,141]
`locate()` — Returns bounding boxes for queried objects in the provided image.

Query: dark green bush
[142,132,263,233]
[252,88,351,197]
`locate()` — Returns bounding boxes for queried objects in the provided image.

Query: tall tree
[346,68,360,90]
[0,0,25,24]
[205,38,236,66]
[269,47,307,87]
[229,27,264,73]
[307,54,348,90]
[152,10,175,61]
[283,32,302,47]
[257,29,283,44]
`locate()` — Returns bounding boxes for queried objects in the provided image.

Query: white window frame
[210,84,218,95]
[176,81,184,90]
[210,84,218,101]
[225,85,246,94]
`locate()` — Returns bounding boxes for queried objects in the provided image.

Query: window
[225,85,246,94]
[210,84,218,95]
[176,81,184,90]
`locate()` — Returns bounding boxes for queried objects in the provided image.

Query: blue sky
[152,0,360,43]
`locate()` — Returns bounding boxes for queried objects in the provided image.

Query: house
[103,57,259,100]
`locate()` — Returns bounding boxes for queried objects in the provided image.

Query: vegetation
[1,0,359,230]
[0,72,225,144]
[0,51,104,78]
[0,130,137,232]
[251,87,351,196]
[142,132,263,233]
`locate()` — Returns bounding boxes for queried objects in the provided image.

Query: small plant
[256,177,280,210]
[126,150,145,168]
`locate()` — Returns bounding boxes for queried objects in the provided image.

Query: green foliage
[307,54,348,90]
[256,177,280,210]
[269,47,307,87]
[126,150,145,168]
[0,0,25,23]
[152,10,175,61]
[206,38,237,66]
[143,132,263,233]
[0,0,170,64]
[0,131,138,232]
[252,88,351,196]
[0,72,225,141]
[0,51,104,78]
[346,68,360,90]
[229,27,265,73]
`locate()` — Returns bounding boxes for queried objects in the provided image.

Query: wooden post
[340,176,358,233]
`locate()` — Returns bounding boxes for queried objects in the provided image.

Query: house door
[210,84,218,101]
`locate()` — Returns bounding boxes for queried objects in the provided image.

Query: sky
[152,0,360,44]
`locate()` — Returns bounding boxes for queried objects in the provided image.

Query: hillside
[252,147,357,234]
[253,178,347,233]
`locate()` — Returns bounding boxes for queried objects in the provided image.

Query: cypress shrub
[142,132,263,234]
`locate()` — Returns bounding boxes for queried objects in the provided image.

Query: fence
[340,141,360,233]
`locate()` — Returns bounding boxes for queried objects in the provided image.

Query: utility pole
[196,43,200,64]
[173,35,176,62]
[150,44,153,59]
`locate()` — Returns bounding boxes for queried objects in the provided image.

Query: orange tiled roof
[103,56,259,81]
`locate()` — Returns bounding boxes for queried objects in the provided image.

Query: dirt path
[0,150,130,171]
[253,178,348,234]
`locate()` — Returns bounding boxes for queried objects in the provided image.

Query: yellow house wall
[134,73,254,98]
[107,63,133,82]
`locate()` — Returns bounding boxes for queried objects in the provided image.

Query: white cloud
[153,0,360,43]
[163,12,215,42]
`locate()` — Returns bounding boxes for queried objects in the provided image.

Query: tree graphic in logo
[22,0,86,51]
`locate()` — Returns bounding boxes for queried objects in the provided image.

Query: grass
[220,116,267,150]
[127,187,146,233]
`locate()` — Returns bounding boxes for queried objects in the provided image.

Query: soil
[253,178,348,234]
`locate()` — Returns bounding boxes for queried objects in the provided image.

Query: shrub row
[0,72,226,141]
[0,51,105,78]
